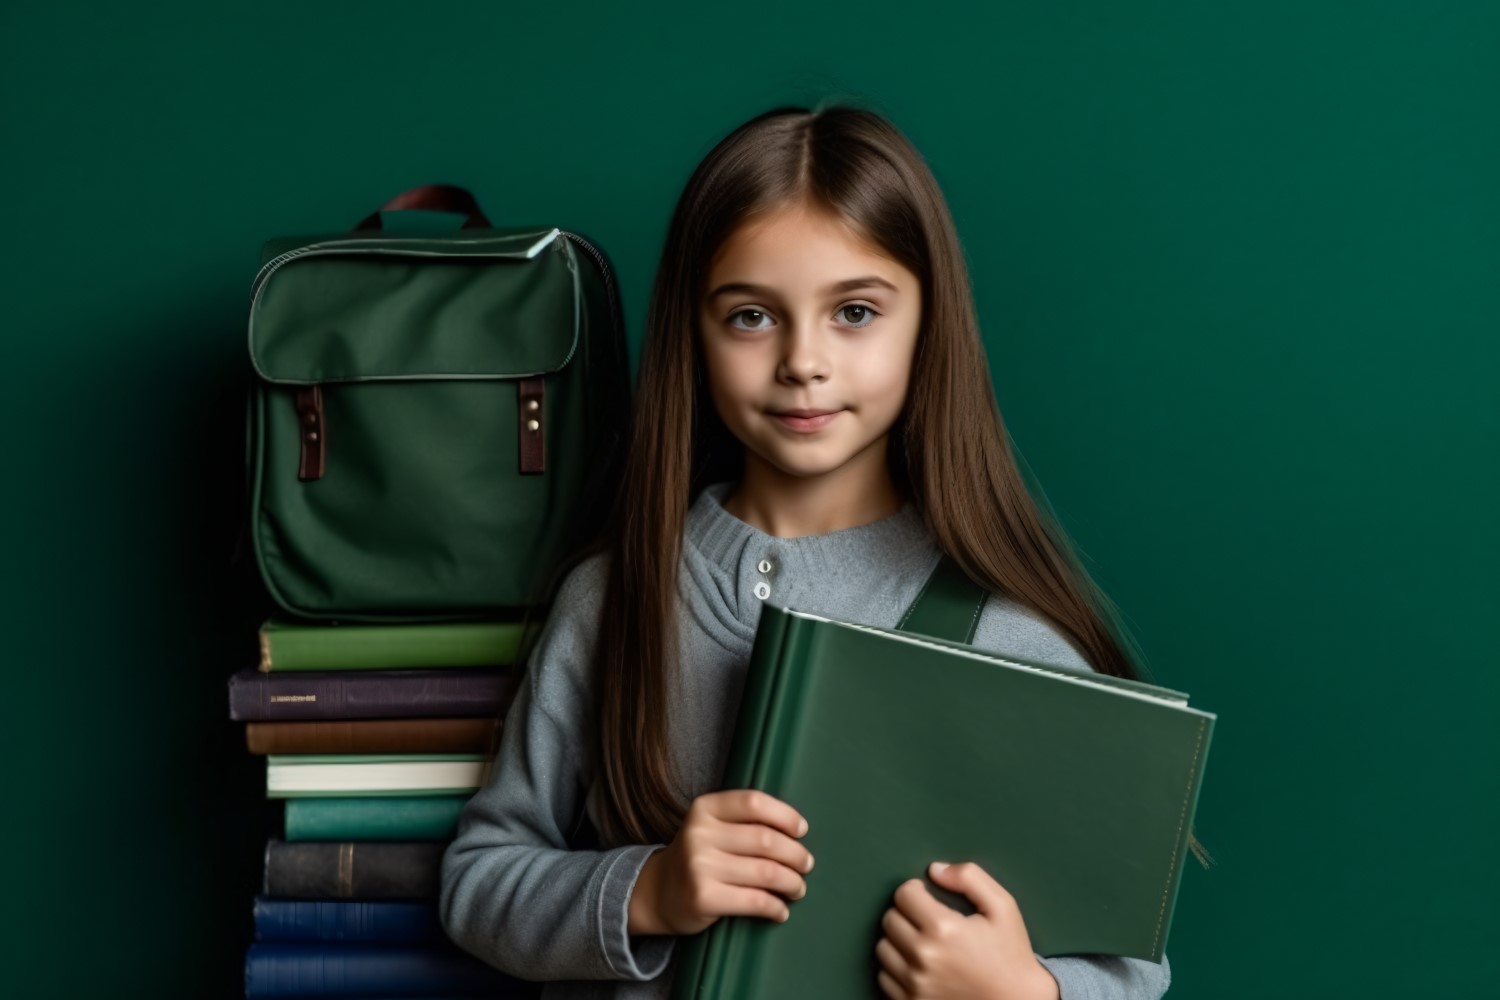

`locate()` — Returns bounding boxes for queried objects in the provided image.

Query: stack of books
[227,616,544,998]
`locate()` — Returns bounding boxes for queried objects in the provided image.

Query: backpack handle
[352,183,492,231]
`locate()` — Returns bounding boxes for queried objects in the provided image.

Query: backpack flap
[245,224,624,623]
[249,227,574,384]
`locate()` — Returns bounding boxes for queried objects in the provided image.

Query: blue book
[243,942,526,997]
[253,896,445,944]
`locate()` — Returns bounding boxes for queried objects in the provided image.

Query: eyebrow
[706,275,899,300]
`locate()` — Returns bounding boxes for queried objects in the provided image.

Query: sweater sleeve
[439,552,677,982]
[971,594,1173,1000]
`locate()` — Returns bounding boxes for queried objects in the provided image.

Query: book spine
[262,839,447,900]
[261,619,540,671]
[713,615,819,999]
[749,619,820,803]
[265,754,491,800]
[227,667,517,721]
[672,606,798,1000]
[243,940,522,996]
[252,895,446,943]
[245,717,502,755]
[283,795,470,842]
[1147,715,1215,962]
[267,753,492,765]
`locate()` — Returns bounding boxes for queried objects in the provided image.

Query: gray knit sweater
[440,480,1172,999]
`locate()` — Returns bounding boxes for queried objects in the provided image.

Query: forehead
[704,204,914,295]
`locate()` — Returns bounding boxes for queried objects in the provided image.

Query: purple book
[228,666,519,722]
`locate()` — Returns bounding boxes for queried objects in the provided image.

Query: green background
[3,1,1495,995]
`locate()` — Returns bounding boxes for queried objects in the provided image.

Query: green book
[266,753,492,798]
[283,794,471,841]
[258,616,543,671]
[671,599,1215,1000]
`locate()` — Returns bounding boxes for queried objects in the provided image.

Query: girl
[442,103,1196,1000]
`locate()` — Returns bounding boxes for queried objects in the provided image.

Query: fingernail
[798,818,808,836]
[805,854,815,872]
[931,861,950,872]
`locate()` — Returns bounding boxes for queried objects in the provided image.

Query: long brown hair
[544,100,1212,870]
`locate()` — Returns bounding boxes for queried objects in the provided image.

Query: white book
[266,753,493,798]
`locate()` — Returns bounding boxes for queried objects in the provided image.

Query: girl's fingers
[878,903,923,965]
[876,969,912,1000]
[892,877,953,933]
[711,818,815,880]
[874,941,915,999]
[703,788,808,841]
[715,880,796,923]
[931,860,1014,920]
[708,846,809,905]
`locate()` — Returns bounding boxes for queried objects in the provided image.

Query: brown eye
[729,309,772,331]
[837,304,879,328]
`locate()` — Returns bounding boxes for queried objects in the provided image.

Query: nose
[777,318,830,385]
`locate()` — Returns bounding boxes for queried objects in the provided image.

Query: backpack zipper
[247,229,600,384]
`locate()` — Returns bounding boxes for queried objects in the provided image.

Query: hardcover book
[253,895,447,943]
[228,666,517,722]
[671,602,1215,1000]
[266,754,492,798]
[283,795,471,841]
[245,717,502,755]
[243,940,526,996]
[263,838,447,899]
[258,616,542,671]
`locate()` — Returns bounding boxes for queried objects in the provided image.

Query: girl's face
[698,202,922,487]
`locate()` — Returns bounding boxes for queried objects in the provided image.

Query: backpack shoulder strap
[894,551,990,644]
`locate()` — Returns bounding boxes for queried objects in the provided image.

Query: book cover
[262,839,448,900]
[672,604,1215,1000]
[252,895,447,943]
[228,666,518,722]
[266,754,492,798]
[243,940,525,996]
[245,717,502,755]
[283,795,471,841]
[258,616,543,672]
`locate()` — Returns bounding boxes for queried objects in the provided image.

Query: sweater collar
[685,479,929,565]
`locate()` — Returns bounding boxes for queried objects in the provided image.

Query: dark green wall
[4,2,1494,995]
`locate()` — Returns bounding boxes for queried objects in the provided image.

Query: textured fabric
[440,480,1172,999]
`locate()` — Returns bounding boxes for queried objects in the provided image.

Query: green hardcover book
[671,569,1214,999]
[283,794,471,841]
[258,616,543,671]
[266,753,492,798]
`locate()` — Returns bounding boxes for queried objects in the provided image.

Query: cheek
[704,337,772,390]
[848,352,914,413]
[701,348,762,416]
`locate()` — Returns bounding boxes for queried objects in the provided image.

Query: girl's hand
[874,860,1061,1000]
[632,789,815,937]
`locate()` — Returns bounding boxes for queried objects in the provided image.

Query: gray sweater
[440,480,1172,1000]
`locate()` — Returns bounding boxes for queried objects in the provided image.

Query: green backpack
[243,184,630,624]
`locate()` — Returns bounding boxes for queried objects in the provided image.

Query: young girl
[441,103,1191,1000]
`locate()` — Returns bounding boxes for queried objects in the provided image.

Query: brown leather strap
[518,377,545,474]
[295,386,326,481]
[352,183,492,231]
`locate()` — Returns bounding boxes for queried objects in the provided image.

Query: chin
[752,443,857,479]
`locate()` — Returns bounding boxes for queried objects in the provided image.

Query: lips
[770,408,844,433]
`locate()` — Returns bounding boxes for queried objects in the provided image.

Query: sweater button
[757,558,773,574]
[754,581,771,600]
